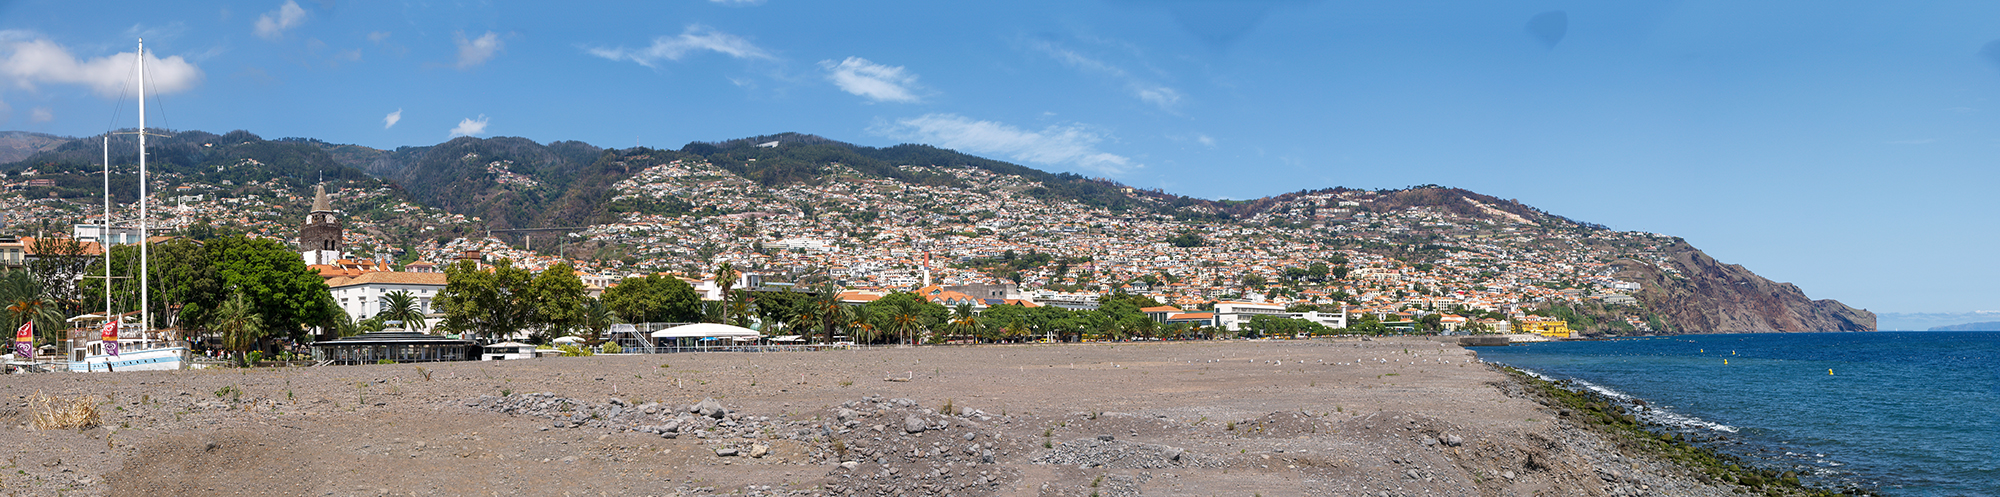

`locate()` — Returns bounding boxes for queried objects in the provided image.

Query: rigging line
[103,50,139,139]
[142,48,171,134]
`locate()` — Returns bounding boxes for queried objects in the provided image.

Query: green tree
[602,274,701,323]
[530,262,590,342]
[213,291,266,367]
[0,271,60,349]
[581,298,617,345]
[947,303,980,342]
[379,291,426,330]
[207,237,334,344]
[26,236,92,325]
[714,262,740,325]
[435,259,535,340]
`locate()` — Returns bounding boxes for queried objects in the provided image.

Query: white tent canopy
[551,336,585,345]
[650,323,762,339]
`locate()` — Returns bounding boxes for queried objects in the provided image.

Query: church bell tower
[300,184,343,265]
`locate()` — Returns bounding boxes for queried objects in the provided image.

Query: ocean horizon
[1476,331,1999,496]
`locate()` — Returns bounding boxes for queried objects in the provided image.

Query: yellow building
[1517,318,1572,338]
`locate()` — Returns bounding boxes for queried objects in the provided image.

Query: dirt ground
[0,337,1742,496]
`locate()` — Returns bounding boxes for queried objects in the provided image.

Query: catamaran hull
[68,347,187,372]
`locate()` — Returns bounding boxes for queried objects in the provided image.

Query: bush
[558,344,594,357]
[600,342,622,354]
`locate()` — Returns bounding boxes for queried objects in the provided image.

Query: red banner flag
[100,321,119,356]
[13,321,31,358]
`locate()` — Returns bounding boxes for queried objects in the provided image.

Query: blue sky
[2,0,1998,316]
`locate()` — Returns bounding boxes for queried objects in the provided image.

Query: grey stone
[963,432,977,441]
[716,447,740,457]
[749,444,770,458]
[694,398,727,419]
[1444,435,1464,447]
[1097,435,1115,442]
[904,415,927,434]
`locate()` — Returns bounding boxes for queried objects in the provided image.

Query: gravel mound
[1032,437,1220,469]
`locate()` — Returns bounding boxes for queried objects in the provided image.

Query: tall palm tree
[379,290,426,331]
[714,262,739,325]
[213,292,265,367]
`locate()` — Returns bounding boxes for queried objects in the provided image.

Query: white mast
[103,136,111,322]
[137,39,149,335]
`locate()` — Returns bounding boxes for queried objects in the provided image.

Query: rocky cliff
[1614,242,1875,333]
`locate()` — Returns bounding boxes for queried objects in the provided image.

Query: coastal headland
[5,338,1757,496]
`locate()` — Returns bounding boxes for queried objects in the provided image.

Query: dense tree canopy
[602,274,701,324]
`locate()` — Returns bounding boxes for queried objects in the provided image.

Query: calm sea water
[1475,332,2000,496]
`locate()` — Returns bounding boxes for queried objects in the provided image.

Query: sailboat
[68,39,188,372]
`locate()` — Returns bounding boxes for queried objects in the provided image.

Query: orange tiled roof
[327,271,448,288]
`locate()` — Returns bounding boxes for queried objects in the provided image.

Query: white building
[73,224,143,246]
[327,272,447,327]
[1213,301,1290,331]
[1293,309,1348,329]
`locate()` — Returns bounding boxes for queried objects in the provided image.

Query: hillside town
[0,152,1682,340]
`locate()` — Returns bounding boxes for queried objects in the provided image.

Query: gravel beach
[0,337,1749,496]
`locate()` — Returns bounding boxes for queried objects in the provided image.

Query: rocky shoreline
[0,338,1793,496]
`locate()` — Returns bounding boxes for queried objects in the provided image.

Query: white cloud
[383,109,401,129]
[367,31,391,43]
[820,57,922,103]
[1196,134,1216,147]
[587,25,773,68]
[0,34,204,97]
[1029,40,1182,111]
[254,1,307,41]
[29,107,51,123]
[873,113,1137,175]
[454,31,503,69]
[448,115,488,138]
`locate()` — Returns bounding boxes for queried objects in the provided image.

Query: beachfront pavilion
[647,323,767,352]
[309,329,475,365]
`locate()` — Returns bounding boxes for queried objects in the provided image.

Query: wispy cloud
[0,33,204,97]
[586,25,773,68]
[820,57,923,103]
[254,1,306,41]
[1028,40,1181,111]
[454,31,503,69]
[449,115,488,138]
[383,109,401,129]
[29,107,51,123]
[873,113,1137,175]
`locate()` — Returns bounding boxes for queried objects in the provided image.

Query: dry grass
[29,390,99,430]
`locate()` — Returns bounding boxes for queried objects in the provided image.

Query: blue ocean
[1475,332,2000,496]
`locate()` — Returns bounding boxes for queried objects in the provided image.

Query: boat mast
[103,135,111,323]
[137,39,149,335]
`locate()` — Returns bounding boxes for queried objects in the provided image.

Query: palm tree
[5,297,61,351]
[948,303,980,342]
[714,262,739,325]
[213,292,265,367]
[891,312,921,346]
[847,307,877,344]
[379,290,426,331]
[582,298,616,345]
